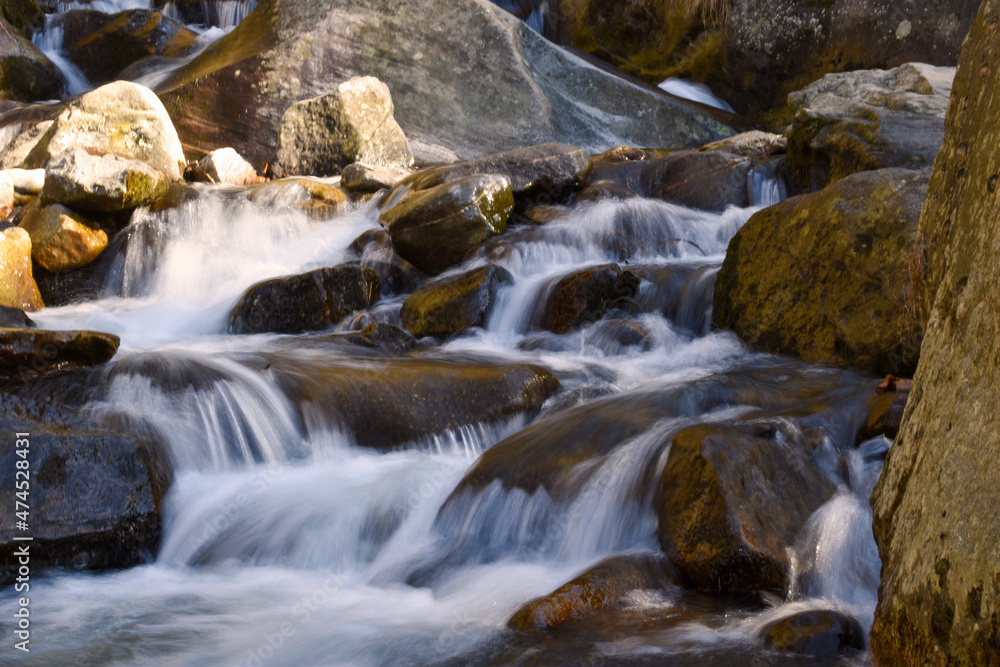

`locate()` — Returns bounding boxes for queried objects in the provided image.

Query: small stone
[19,203,108,271]
[0,226,43,311]
[187,147,260,186]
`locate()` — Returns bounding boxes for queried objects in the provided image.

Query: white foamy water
[658,77,736,113]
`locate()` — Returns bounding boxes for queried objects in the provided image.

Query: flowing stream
[0,167,881,664]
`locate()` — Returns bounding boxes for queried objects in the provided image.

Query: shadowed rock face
[871,1,1000,663]
[156,0,735,167]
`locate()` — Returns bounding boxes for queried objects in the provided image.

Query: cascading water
[0,148,886,665]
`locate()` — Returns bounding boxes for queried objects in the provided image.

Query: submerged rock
[0,16,63,102]
[41,149,170,213]
[229,264,380,335]
[536,263,639,334]
[156,0,734,169]
[0,304,33,328]
[58,9,197,84]
[270,358,560,450]
[0,226,43,311]
[348,228,425,296]
[0,392,170,576]
[760,609,866,657]
[275,76,414,177]
[0,327,120,383]
[382,174,513,275]
[401,265,513,339]
[871,3,1000,662]
[23,80,186,181]
[19,202,108,271]
[657,421,837,593]
[714,167,929,375]
[509,552,679,631]
[247,177,347,218]
[787,62,953,192]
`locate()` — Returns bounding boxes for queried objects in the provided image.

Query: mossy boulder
[19,202,108,271]
[759,610,866,657]
[713,167,930,376]
[381,174,514,276]
[228,264,380,335]
[401,265,513,339]
[41,149,170,213]
[24,80,186,181]
[657,420,836,593]
[536,263,639,334]
[508,552,679,631]
[0,15,63,101]
[871,2,1000,662]
[58,9,197,84]
[786,62,954,192]
[0,392,170,577]
[0,327,120,383]
[275,76,414,177]
[0,226,42,311]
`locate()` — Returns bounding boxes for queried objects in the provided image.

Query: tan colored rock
[188,147,260,186]
[275,76,414,177]
[19,203,108,271]
[0,120,52,170]
[0,226,43,311]
[1,167,44,193]
[340,162,412,193]
[41,148,169,213]
[0,171,12,218]
[23,80,186,180]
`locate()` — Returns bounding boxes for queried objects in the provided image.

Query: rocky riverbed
[0,0,992,665]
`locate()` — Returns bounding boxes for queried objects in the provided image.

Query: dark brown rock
[0,15,63,102]
[401,265,513,338]
[760,610,866,657]
[0,327,120,384]
[348,228,425,296]
[228,264,380,335]
[537,263,639,334]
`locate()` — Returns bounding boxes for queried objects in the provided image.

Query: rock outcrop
[871,2,1000,663]
[714,167,929,375]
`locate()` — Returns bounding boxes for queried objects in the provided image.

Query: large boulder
[0,327,119,383]
[657,420,837,593]
[19,202,108,271]
[713,167,930,376]
[57,9,197,84]
[24,80,186,180]
[0,392,170,576]
[228,264,380,335]
[401,265,513,338]
[0,226,42,311]
[381,174,513,276]
[787,62,954,192]
[275,76,414,177]
[871,2,1000,662]
[0,15,63,101]
[0,0,44,36]
[536,263,639,334]
[155,0,735,168]
[41,149,170,213]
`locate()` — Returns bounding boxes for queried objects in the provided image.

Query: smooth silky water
[0,164,881,664]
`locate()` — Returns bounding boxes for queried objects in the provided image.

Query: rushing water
[0,158,884,664]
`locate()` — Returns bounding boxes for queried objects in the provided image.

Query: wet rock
[0,392,170,577]
[0,16,63,102]
[156,0,734,170]
[275,76,414,177]
[859,382,910,444]
[509,552,679,631]
[0,170,11,217]
[341,162,413,193]
[19,202,108,271]
[701,130,786,158]
[871,5,1000,662]
[536,263,639,334]
[41,148,169,213]
[23,80,186,181]
[714,167,929,376]
[0,304,32,327]
[0,327,120,383]
[397,143,592,207]
[760,609,866,657]
[382,174,513,276]
[229,264,380,335]
[522,204,568,225]
[571,180,637,204]
[0,0,44,36]
[401,265,513,339]
[348,228,425,296]
[627,263,714,335]
[333,322,417,354]
[185,147,260,186]
[657,421,837,593]
[580,310,651,354]
[58,9,197,84]
[787,63,953,192]
[270,358,560,450]
[0,226,42,310]
[248,177,347,218]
